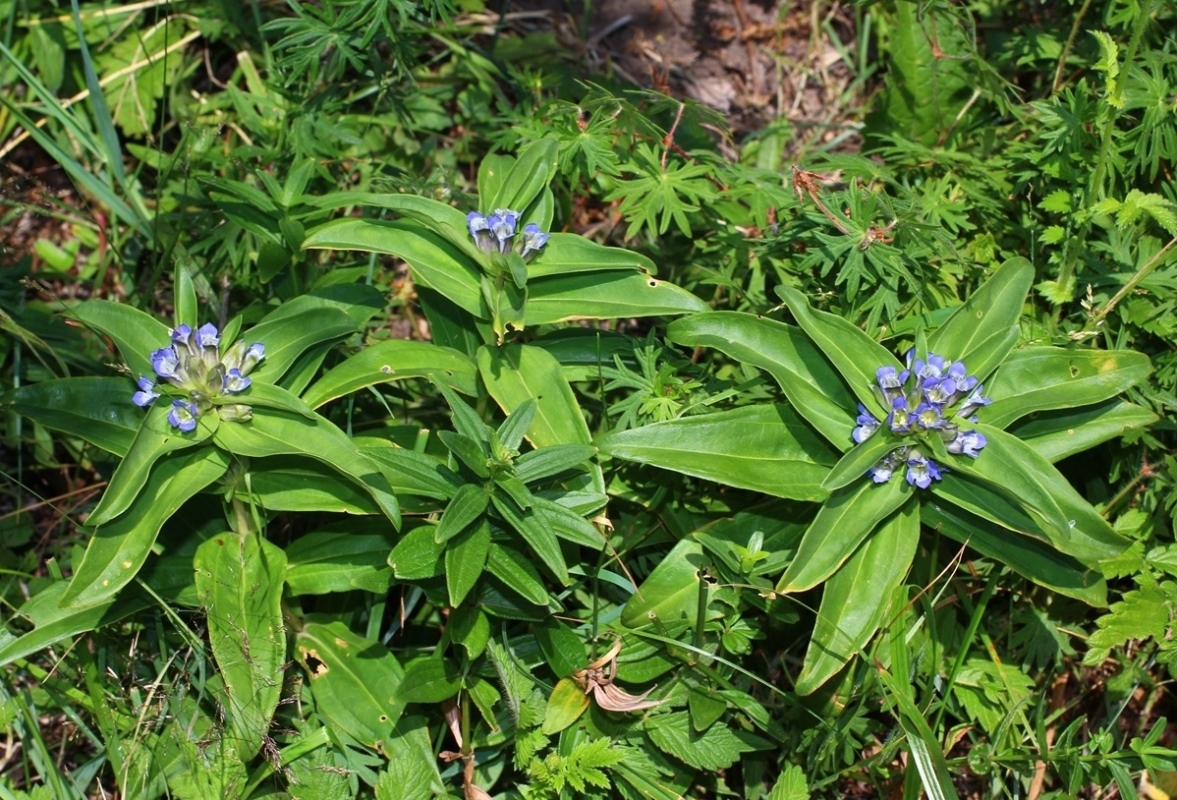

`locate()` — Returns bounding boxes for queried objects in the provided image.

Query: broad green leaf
[69,299,170,379]
[175,263,198,329]
[445,518,491,606]
[927,257,1033,379]
[597,405,839,503]
[436,382,491,445]
[532,496,605,549]
[526,271,708,325]
[496,398,538,453]
[821,431,902,491]
[486,543,551,606]
[0,582,150,669]
[622,538,713,629]
[389,525,446,580]
[667,312,857,450]
[358,441,462,501]
[541,677,590,735]
[213,406,400,526]
[61,448,231,608]
[777,477,911,594]
[301,340,479,410]
[776,286,899,417]
[295,621,406,752]
[478,344,592,447]
[242,459,379,515]
[449,605,490,659]
[957,424,1128,564]
[374,716,446,800]
[490,137,559,215]
[478,153,515,216]
[984,347,1152,428]
[645,711,764,770]
[514,444,597,484]
[285,532,394,595]
[922,503,1106,606]
[795,500,918,694]
[241,307,357,385]
[492,494,570,585]
[86,402,213,528]
[2,377,140,457]
[195,530,287,760]
[227,380,315,418]
[418,287,487,356]
[1007,399,1158,463]
[303,219,484,317]
[307,192,484,264]
[435,483,489,544]
[528,233,657,278]
[534,621,587,678]
[437,431,491,479]
[397,658,462,704]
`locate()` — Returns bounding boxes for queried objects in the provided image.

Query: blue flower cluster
[133,323,265,432]
[852,352,991,489]
[467,209,549,260]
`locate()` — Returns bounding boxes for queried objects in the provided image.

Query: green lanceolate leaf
[86,401,214,527]
[922,502,1106,606]
[397,658,462,704]
[359,442,463,500]
[307,192,484,264]
[194,530,288,761]
[1006,399,1158,463]
[488,137,559,216]
[435,483,490,544]
[776,286,900,417]
[496,398,538,453]
[984,347,1152,428]
[492,494,569,586]
[542,677,590,735]
[389,525,446,580]
[445,517,491,606]
[70,299,171,379]
[303,219,484,318]
[61,447,231,608]
[242,459,379,515]
[375,716,446,800]
[301,339,478,410]
[527,232,657,278]
[667,312,857,451]
[927,257,1033,379]
[598,404,839,503]
[622,538,713,629]
[285,531,395,595]
[777,476,911,594]
[822,431,903,492]
[437,431,491,479]
[534,620,587,678]
[2,377,141,457]
[229,380,315,418]
[514,444,597,484]
[875,665,961,800]
[478,344,592,448]
[486,542,551,606]
[241,307,358,385]
[436,382,492,446]
[531,496,605,548]
[526,271,708,325]
[212,406,400,527]
[295,621,406,753]
[954,424,1127,564]
[795,499,919,695]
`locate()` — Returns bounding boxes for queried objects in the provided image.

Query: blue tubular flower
[151,347,181,380]
[888,396,913,433]
[914,401,948,431]
[922,376,957,405]
[168,399,198,432]
[956,384,992,419]
[852,404,880,443]
[467,211,494,253]
[520,223,550,260]
[223,368,250,394]
[867,446,907,484]
[913,354,947,380]
[488,209,519,254]
[905,450,944,489]
[171,324,194,347]
[132,377,159,407]
[947,429,988,457]
[876,365,909,404]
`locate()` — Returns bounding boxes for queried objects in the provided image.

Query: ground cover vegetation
[1,0,1176,797]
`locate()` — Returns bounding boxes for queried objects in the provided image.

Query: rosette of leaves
[598,258,1156,693]
[300,137,707,343]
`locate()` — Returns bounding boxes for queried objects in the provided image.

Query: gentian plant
[600,258,1156,693]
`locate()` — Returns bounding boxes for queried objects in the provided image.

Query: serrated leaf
[1083,581,1176,665]
[644,711,764,770]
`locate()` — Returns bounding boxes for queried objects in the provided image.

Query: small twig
[660,102,685,172]
[1092,234,1177,322]
[1052,0,1096,93]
